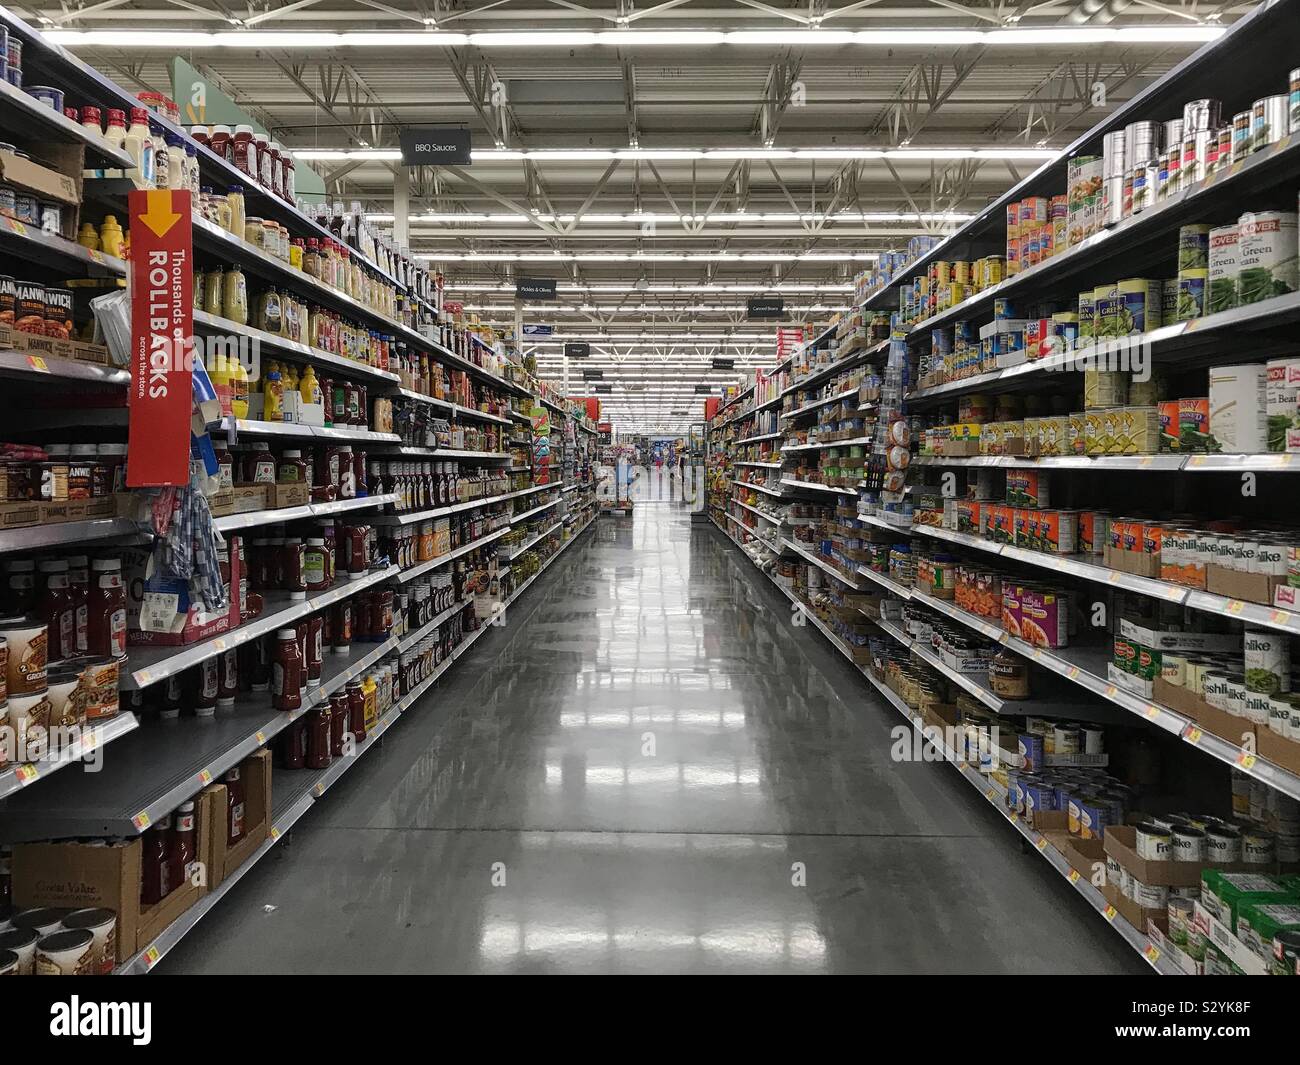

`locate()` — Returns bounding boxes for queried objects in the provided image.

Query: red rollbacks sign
[127,189,193,487]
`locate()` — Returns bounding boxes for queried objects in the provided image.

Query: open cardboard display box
[12,790,220,963]
[201,748,272,889]
[10,751,272,963]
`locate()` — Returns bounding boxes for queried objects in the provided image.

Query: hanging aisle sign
[128,189,194,488]
[516,278,557,300]
[747,296,784,319]
[398,127,473,166]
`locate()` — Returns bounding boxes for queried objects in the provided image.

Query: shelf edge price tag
[1102,904,1117,922]
[270,826,281,840]
[1143,944,1161,964]
[16,763,38,784]
[132,810,151,830]
[1185,726,1203,744]
[1237,750,1257,770]
[25,355,48,372]
[1068,869,1080,884]
[198,769,213,786]
[1035,836,1048,851]
[255,730,266,744]
[143,945,162,968]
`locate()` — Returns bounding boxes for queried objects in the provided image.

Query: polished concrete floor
[160,506,1144,974]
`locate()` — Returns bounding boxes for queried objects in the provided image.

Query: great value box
[12,790,220,962]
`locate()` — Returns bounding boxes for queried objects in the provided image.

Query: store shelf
[0,516,138,553]
[215,418,399,446]
[906,135,1300,341]
[735,460,782,469]
[713,519,1180,974]
[0,712,139,801]
[0,215,126,277]
[122,564,400,690]
[370,490,515,526]
[394,388,513,425]
[213,493,399,533]
[502,518,564,560]
[737,431,784,444]
[780,386,861,421]
[734,499,781,524]
[780,341,887,399]
[855,564,913,601]
[116,515,594,973]
[0,349,129,388]
[395,526,511,584]
[192,310,400,386]
[781,537,862,589]
[783,435,873,452]
[510,496,562,524]
[732,479,784,499]
[397,597,474,652]
[911,454,1187,471]
[779,478,857,497]
[384,445,510,460]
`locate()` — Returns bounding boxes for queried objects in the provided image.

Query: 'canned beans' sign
[128,189,194,487]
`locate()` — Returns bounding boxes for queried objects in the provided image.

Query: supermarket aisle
[160,508,1143,974]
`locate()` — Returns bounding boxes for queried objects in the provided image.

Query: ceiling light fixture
[294,146,1055,162]
[43,26,1225,49]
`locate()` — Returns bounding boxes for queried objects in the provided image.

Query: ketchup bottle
[169,800,197,887]
[225,767,246,847]
[306,701,332,769]
[140,817,173,905]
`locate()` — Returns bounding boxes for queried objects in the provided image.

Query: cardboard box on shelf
[1104,824,1205,887]
[1258,727,1300,776]
[272,481,310,509]
[201,749,272,889]
[1117,618,1240,653]
[1152,676,1256,748]
[1206,563,1281,607]
[11,789,218,963]
[230,485,270,514]
[0,500,40,529]
[1103,881,1168,935]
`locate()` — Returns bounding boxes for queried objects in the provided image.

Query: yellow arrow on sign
[139,190,181,238]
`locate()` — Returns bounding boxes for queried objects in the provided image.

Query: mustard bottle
[99,215,125,257]
[208,359,232,417]
[299,365,321,407]
[263,370,284,423]
[283,363,299,392]
[77,222,100,251]
[230,359,250,420]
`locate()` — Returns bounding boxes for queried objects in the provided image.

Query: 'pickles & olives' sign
[128,189,194,487]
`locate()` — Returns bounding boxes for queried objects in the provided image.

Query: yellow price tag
[132,811,151,830]
[136,670,151,686]
[88,249,105,264]
[16,764,38,784]
[1237,751,1257,770]
[1105,684,1118,698]
[198,769,212,786]
[1186,726,1203,744]
[1145,704,1161,718]
[1271,610,1292,625]
[144,945,161,968]
[8,219,26,236]
[25,355,48,372]
[1103,905,1117,922]
[270,826,281,841]
[212,638,226,651]
[985,787,996,801]
[313,782,325,797]
[1009,812,1019,823]
[1144,944,1162,963]
[1068,869,1081,884]
[255,731,266,744]
[1226,600,1245,615]
[1067,666,1079,680]
[1035,836,1048,851]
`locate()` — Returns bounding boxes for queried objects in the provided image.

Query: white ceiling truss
[32,0,1246,430]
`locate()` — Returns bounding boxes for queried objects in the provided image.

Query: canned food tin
[59,907,116,974]
[1172,824,1206,862]
[1243,830,1276,865]
[1135,821,1171,861]
[0,617,45,694]
[34,927,94,975]
[1206,824,1242,864]
[1253,94,1290,154]
[1232,110,1253,162]
[1182,98,1221,134]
